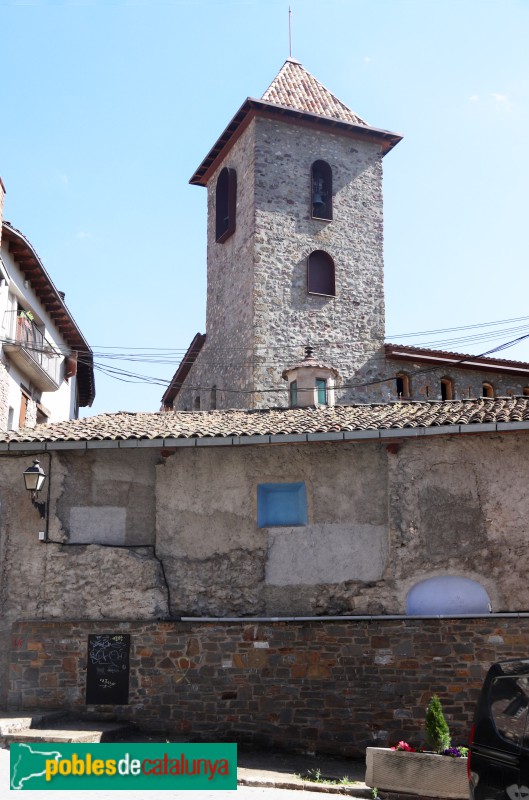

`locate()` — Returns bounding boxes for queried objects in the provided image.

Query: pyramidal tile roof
[261,58,367,126]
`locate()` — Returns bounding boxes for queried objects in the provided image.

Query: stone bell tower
[168,59,401,411]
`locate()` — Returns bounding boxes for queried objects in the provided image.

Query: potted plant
[425,693,451,752]
[365,695,468,799]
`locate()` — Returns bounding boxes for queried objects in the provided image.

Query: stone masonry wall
[173,121,257,411]
[171,111,528,412]
[174,116,389,411]
[384,357,529,402]
[9,616,529,756]
[155,431,529,617]
[252,117,386,408]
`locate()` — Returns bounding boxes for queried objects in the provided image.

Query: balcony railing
[3,311,61,391]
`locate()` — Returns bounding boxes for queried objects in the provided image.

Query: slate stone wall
[8,616,528,756]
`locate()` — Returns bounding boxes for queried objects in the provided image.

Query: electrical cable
[4,313,529,395]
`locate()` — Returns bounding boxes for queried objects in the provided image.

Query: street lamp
[23,459,47,519]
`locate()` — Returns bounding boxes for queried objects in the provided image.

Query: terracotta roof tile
[1,397,529,446]
[385,342,529,372]
[261,59,367,126]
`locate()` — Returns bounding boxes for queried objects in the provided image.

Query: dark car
[469,659,529,800]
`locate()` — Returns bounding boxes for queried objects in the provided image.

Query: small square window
[257,482,307,528]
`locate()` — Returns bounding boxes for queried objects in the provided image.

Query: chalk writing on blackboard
[88,635,128,669]
[86,634,130,705]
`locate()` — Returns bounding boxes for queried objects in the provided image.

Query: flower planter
[365,747,468,799]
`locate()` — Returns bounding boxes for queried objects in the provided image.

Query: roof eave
[161,332,206,409]
[2,417,529,452]
[190,98,403,187]
[385,343,529,377]
[2,221,95,405]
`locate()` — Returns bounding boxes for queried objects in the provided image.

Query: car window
[490,675,529,747]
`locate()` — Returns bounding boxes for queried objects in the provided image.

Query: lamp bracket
[31,496,46,520]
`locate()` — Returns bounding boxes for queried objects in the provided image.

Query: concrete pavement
[237,750,369,796]
[0,746,371,798]
[0,711,371,797]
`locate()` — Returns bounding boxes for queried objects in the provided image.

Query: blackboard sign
[86,634,130,705]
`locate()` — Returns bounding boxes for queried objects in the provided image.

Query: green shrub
[425,694,451,753]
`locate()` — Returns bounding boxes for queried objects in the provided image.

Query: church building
[163,59,529,411]
[3,58,529,758]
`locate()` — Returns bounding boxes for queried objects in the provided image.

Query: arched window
[440,377,453,401]
[396,373,410,399]
[307,250,335,296]
[482,382,494,398]
[215,167,237,243]
[311,160,333,220]
[406,576,491,615]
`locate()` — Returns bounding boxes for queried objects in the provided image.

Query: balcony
[3,311,61,392]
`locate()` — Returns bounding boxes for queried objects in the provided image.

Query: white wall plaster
[265,523,388,586]
[69,506,127,545]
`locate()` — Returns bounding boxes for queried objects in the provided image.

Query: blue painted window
[257,482,307,528]
[316,378,327,405]
[290,381,298,407]
[406,576,491,615]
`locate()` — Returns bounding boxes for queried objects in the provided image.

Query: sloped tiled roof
[2,398,529,448]
[190,61,401,186]
[385,343,529,375]
[161,332,206,409]
[261,58,367,125]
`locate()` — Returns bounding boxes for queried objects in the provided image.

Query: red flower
[391,741,417,752]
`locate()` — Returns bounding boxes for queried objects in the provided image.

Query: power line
[4,312,529,395]
[155,332,529,396]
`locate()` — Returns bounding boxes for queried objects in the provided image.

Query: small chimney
[282,346,340,408]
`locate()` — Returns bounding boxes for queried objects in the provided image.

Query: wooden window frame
[307,250,336,297]
[482,382,494,399]
[311,160,333,221]
[396,373,410,399]
[316,378,327,405]
[215,167,237,243]
[440,377,454,401]
[19,390,29,428]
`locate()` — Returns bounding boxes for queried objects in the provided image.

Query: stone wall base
[7,617,527,757]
